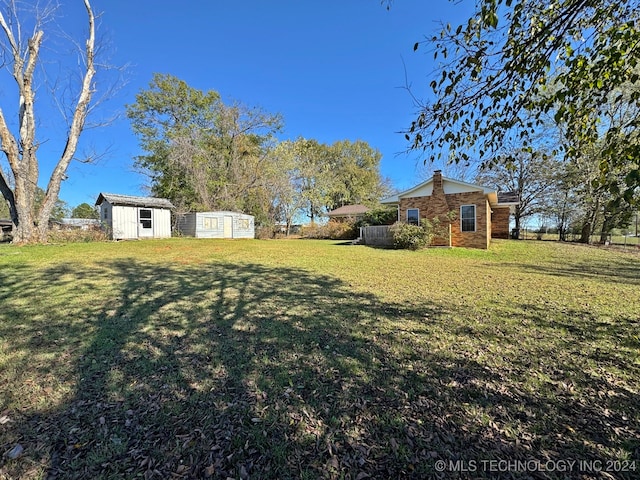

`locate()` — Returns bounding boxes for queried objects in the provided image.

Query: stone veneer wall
[399,190,490,249]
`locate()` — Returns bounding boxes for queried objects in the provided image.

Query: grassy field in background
[519,230,640,246]
[1,239,639,479]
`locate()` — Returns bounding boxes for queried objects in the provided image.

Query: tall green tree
[542,74,640,241]
[406,0,640,202]
[126,73,223,210]
[294,138,333,223]
[269,139,309,234]
[71,202,99,219]
[288,138,390,223]
[327,140,390,210]
[557,144,637,242]
[269,138,390,227]
[127,74,283,219]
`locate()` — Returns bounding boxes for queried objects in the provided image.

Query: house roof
[95,193,174,209]
[179,211,255,218]
[381,174,498,205]
[327,204,370,217]
[381,174,520,208]
[497,191,519,205]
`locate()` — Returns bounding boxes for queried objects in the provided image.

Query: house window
[103,208,108,220]
[139,209,152,229]
[238,218,250,229]
[407,208,420,225]
[461,205,476,232]
[203,217,218,229]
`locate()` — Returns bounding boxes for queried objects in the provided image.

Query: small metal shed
[176,211,254,239]
[95,193,174,240]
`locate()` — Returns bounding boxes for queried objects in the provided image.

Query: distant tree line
[475,141,638,242]
[0,185,86,222]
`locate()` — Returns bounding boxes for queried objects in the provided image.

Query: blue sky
[2,0,476,209]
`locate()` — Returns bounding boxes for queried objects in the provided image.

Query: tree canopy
[71,202,99,219]
[407,0,640,203]
[128,74,390,230]
[475,148,561,232]
[127,73,283,219]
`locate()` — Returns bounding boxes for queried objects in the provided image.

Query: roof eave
[380,196,399,205]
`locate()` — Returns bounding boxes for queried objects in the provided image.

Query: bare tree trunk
[0,0,96,244]
[600,217,614,244]
[513,204,522,239]
[557,192,569,242]
[0,152,18,225]
[579,196,600,243]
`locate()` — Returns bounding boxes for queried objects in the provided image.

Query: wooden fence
[359,225,393,246]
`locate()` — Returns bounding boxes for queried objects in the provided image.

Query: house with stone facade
[380,171,517,249]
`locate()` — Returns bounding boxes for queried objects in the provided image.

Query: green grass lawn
[1,239,639,479]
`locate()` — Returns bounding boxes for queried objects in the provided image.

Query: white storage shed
[176,211,254,239]
[95,193,174,240]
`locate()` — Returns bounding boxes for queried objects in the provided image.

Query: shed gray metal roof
[59,218,101,227]
[95,193,174,209]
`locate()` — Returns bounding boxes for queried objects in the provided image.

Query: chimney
[426,170,449,219]
[432,170,444,195]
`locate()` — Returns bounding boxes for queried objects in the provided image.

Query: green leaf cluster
[71,202,99,219]
[356,207,398,227]
[409,0,640,203]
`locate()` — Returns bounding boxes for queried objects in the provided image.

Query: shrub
[47,226,108,243]
[390,222,432,250]
[356,207,398,227]
[301,221,358,240]
[255,225,276,239]
[389,215,454,250]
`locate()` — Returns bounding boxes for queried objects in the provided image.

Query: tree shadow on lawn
[503,253,640,286]
[0,259,639,479]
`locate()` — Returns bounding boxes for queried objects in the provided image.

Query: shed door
[138,208,154,238]
[223,215,233,238]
